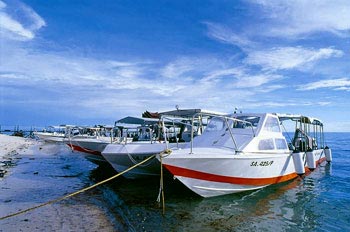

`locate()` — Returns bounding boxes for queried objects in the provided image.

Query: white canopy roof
[159,108,227,118]
[115,116,160,125]
[276,113,323,126]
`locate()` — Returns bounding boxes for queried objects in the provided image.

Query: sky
[0,0,350,131]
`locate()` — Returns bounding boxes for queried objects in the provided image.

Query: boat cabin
[186,112,325,155]
[189,113,289,153]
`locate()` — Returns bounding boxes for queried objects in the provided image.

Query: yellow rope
[160,153,165,215]
[0,154,156,220]
[159,149,171,215]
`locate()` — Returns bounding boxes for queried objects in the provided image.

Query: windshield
[205,117,225,132]
[232,116,260,128]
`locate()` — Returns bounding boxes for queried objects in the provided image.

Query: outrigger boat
[101,109,225,179]
[159,112,332,198]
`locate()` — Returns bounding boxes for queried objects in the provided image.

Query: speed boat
[159,112,332,197]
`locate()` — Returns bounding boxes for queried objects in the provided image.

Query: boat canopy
[115,116,160,126]
[159,108,227,119]
[276,113,323,126]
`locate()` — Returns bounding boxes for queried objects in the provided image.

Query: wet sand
[0,135,123,231]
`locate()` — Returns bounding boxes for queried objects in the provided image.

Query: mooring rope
[0,154,157,220]
[156,152,165,215]
[126,144,160,167]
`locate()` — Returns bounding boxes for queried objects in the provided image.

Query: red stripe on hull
[317,157,327,165]
[67,144,102,156]
[164,157,327,186]
[164,164,298,186]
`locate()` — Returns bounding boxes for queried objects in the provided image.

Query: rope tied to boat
[0,153,159,220]
[161,148,172,157]
[156,149,171,215]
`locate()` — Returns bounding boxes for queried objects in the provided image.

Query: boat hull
[162,148,326,197]
[102,142,180,179]
[65,138,111,162]
[102,142,166,179]
[34,132,65,143]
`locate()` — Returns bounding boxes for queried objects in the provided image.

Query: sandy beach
[0,134,122,231]
[0,134,34,162]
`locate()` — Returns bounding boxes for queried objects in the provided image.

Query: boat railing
[65,125,116,144]
[160,116,202,149]
[118,126,155,144]
[279,114,326,151]
[187,113,256,154]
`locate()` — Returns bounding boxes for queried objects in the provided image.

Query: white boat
[102,109,225,179]
[102,116,177,179]
[33,125,69,142]
[102,141,176,178]
[159,112,332,198]
[64,126,115,162]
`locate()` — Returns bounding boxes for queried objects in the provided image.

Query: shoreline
[0,134,122,231]
[0,134,35,178]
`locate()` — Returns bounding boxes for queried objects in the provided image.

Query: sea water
[95,132,350,231]
[1,133,350,231]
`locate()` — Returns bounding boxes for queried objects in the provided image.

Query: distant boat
[159,112,332,198]
[33,125,69,143]
[102,109,226,179]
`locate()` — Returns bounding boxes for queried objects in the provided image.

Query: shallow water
[1,133,350,231]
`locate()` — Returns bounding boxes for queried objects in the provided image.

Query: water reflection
[85,160,333,231]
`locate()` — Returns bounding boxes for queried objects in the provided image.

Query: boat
[101,116,178,179]
[33,125,69,142]
[159,112,332,198]
[102,109,225,179]
[64,125,116,162]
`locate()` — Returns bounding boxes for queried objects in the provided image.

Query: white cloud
[0,0,45,40]
[160,56,224,80]
[252,0,350,37]
[0,12,34,39]
[161,58,196,79]
[204,22,255,48]
[298,78,350,91]
[256,85,285,93]
[244,100,331,108]
[245,46,343,71]
[1,40,287,119]
[235,73,282,88]
[20,3,46,31]
[198,66,283,90]
[200,68,242,85]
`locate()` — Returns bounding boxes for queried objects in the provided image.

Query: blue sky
[1,0,350,131]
